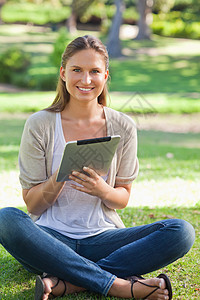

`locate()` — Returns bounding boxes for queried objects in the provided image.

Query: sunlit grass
[109,55,200,93]
[1,91,200,114]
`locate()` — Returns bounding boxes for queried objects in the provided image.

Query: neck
[62,99,103,121]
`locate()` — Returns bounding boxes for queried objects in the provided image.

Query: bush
[31,73,58,91]
[0,47,31,84]
[152,12,200,39]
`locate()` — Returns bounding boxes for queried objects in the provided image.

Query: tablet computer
[56,135,120,182]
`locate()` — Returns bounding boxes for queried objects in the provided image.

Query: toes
[157,288,169,300]
[157,278,166,290]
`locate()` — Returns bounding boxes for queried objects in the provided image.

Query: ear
[60,66,66,81]
[105,69,109,81]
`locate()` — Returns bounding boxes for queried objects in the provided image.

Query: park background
[0,0,200,299]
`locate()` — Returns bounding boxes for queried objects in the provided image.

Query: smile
[77,87,94,91]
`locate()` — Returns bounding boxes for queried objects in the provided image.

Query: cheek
[95,75,106,85]
[65,75,77,89]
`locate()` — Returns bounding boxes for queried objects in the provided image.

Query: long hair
[46,35,109,112]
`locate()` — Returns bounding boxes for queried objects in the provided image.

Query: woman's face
[60,49,109,105]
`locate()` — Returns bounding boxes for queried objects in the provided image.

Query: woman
[0,35,195,300]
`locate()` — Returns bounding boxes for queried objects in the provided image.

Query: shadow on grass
[109,55,200,93]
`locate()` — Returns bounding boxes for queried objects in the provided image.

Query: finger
[69,174,93,188]
[83,166,98,178]
[71,171,91,182]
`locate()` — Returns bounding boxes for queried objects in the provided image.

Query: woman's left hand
[69,166,111,199]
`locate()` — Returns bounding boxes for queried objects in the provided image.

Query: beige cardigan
[19,106,139,228]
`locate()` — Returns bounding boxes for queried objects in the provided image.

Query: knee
[168,219,195,256]
[0,207,20,224]
[0,207,26,242]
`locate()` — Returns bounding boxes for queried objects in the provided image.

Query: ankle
[108,278,132,298]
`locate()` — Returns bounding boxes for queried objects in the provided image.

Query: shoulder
[26,110,56,125]
[104,106,137,133]
[25,110,56,131]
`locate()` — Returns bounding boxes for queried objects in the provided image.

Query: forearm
[23,171,65,215]
[101,185,130,210]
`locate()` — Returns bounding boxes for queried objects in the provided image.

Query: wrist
[100,184,114,202]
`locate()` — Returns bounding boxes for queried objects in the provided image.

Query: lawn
[1,91,200,114]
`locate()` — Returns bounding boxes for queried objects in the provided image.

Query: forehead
[67,49,106,69]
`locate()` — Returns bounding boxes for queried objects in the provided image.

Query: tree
[67,0,96,34]
[106,0,125,57]
[135,0,154,40]
[0,0,6,24]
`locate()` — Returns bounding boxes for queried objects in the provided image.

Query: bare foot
[108,277,170,299]
[42,277,85,300]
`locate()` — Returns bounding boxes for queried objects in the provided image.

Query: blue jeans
[0,207,195,296]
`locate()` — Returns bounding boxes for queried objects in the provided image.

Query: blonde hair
[46,35,109,112]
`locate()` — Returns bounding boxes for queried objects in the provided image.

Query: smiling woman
[0,35,195,300]
[60,49,109,107]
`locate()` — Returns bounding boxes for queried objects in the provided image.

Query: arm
[19,112,62,215]
[23,170,65,215]
[69,166,132,209]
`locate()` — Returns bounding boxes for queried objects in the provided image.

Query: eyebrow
[70,65,80,68]
[70,65,101,70]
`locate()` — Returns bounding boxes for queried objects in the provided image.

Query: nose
[81,72,91,85]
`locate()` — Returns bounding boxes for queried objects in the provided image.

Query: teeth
[78,87,92,91]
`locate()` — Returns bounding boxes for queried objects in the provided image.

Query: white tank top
[36,113,116,239]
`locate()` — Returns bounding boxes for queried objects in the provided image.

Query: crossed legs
[0,207,195,298]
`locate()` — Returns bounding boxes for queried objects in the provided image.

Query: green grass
[1,91,200,114]
[0,206,199,299]
[0,92,55,113]
[109,55,200,93]
[138,130,200,181]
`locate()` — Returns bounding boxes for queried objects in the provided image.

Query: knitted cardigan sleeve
[18,110,55,190]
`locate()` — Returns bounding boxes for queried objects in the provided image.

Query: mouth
[77,87,94,92]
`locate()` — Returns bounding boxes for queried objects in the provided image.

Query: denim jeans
[0,207,195,296]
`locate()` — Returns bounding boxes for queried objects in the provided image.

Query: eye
[73,68,81,72]
[91,69,99,74]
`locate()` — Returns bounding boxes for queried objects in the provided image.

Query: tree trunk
[135,0,153,40]
[0,0,6,24]
[66,9,77,34]
[106,0,124,58]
